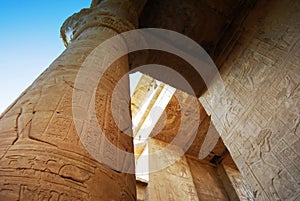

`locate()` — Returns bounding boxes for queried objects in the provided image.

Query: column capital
[61,0,145,47]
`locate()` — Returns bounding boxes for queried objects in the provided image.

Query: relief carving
[244,129,300,200]
[59,164,91,183]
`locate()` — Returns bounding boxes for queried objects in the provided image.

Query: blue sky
[0,1,90,114]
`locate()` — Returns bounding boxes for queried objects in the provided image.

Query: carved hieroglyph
[148,138,199,201]
[200,0,300,200]
[0,0,146,200]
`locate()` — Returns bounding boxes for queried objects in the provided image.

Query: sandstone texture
[0,0,299,200]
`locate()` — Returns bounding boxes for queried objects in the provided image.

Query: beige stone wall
[146,138,238,201]
[219,165,255,201]
[136,180,148,201]
[187,157,230,201]
[200,0,300,200]
[148,138,199,201]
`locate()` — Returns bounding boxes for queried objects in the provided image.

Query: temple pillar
[147,138,199,201]
[0,0,146,200]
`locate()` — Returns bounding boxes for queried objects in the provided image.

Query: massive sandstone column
[0,0,146,200]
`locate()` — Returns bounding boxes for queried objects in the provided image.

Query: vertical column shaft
[0,0,146,200]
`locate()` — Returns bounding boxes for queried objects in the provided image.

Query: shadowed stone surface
[0,0,299,200]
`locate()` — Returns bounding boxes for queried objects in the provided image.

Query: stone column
[0,0,146,200]
[148,139,199,201]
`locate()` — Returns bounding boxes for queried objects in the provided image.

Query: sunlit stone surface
[0,0,299,200]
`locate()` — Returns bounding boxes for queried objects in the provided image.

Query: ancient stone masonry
[131,75,252,201]
[130,0,258,97]
[1,0,299,200]
[148,139,200,201]
[200,0,300,200]
[0,0,146,200]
